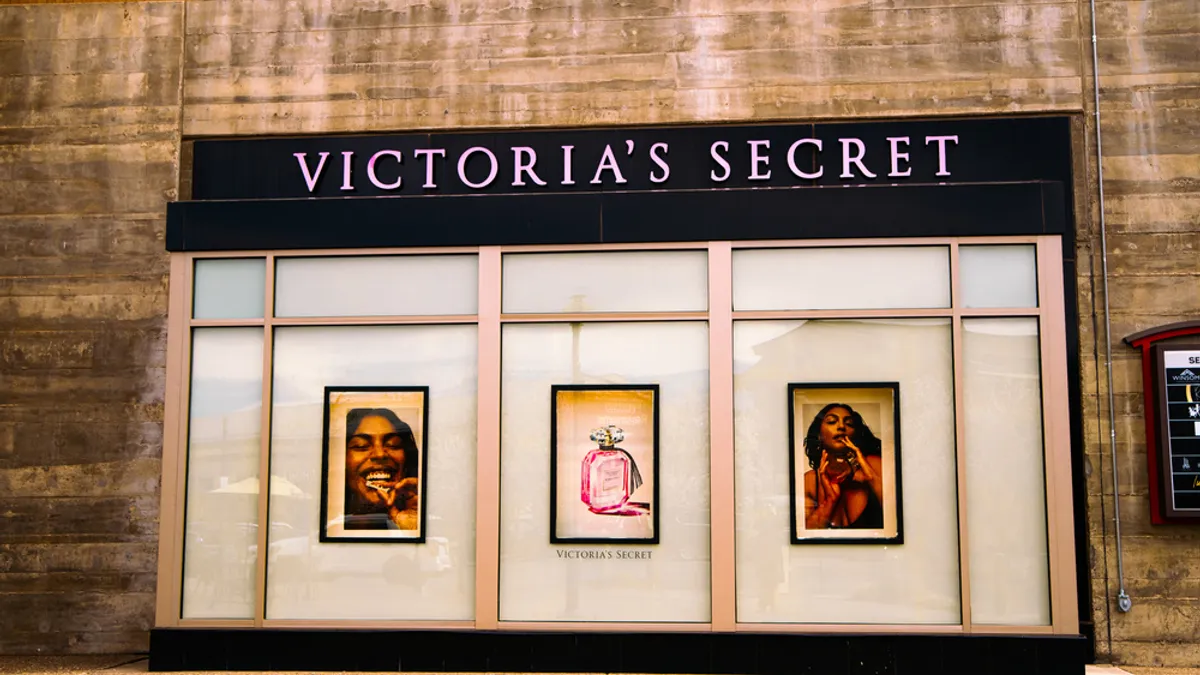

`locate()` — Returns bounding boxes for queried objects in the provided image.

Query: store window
[963,317,1051,625]
[267,324,478,620]
[497,250,712,622]
[160,238,1071,633]
[181,327,262,619]
[499,321,710,622]
[733,317,960,624]
[731,247,951,310]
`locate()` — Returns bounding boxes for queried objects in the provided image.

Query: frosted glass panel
[181,328,263,619]
[275,255,478,317]
[266,325,477,620]
[500,322,710,622]
[193,258,265,319]
[734,319,960,624]
[502,251,708,313]
[732,247,950,310]
[959,245,1038,308]
[964,318,1050,625]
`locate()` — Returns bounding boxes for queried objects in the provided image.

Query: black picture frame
[788,382,903,545]
[549,384,660,545]
[319,385,430,544]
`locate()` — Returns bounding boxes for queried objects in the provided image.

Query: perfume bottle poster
[320,386,428,543]
[550,385,659,544]
[789,383,903,545]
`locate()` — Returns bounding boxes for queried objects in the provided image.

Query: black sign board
[1153,344,1200,518]
[190,116,1072,200]
[170,115,1074,252]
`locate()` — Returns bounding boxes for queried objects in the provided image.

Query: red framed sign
[1125,321,1200,523]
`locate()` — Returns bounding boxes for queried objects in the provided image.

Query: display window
[156,237,1075,635]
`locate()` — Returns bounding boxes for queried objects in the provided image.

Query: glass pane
[734,319,960,624]
[181,328,263,619]
[964,318,1050,625]
[193,258,266,319]
[502,251,708,314]
[266,325,477,620]
[499,322,710,622]
[275,255,478,317]
[732,247,950,310]
[959,245,1038,308]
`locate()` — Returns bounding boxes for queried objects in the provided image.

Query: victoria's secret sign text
[290,134,960,194]
[191,118,1075,202]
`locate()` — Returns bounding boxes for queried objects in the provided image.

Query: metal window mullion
[156,253,191,627]
[708,242,736,631]
[1035,236,1079,633]
[950,241,974,633]
[475,248,502,629]
[253,254,275,626]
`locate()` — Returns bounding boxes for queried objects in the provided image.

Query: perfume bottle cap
[589,425,625,446]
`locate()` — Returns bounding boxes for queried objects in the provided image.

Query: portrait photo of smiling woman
[788,383,903,545]
[320,387,428,543]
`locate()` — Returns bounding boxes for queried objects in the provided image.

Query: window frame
[155,236,1076,635]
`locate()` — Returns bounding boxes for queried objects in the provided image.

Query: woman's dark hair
[346,407,419,479]
[803,402,882,470]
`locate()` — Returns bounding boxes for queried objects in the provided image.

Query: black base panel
[149,629,1087,674]
[166,181,1066,252]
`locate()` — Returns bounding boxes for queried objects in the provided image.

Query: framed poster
[550,384,659,544]
[788,382,903,545]
[320,386,428,543]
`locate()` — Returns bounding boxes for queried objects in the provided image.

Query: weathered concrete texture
[0,0,1197,666]
[180,0,1085,135]
[1081,0,1200,667]
[0,0,181,656]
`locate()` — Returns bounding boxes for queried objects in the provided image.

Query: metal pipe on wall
[1089,0,1131,614]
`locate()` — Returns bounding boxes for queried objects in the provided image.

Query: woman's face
[346,414,407,508]
[818,406,857,451]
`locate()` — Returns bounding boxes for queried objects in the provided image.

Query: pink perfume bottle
[581,425,643,514]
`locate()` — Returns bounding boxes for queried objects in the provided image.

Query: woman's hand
[843,437,884,502]
[386,477,420,530]
[806,451,844,529]
[843,437,875,482]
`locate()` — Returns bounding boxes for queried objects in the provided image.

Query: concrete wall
[0,1,182,654]
[181,0,1083,135]
[1,0,1198,666]
[1083,0,1200,666]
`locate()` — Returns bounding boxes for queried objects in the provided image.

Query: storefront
[150,115,1088,673]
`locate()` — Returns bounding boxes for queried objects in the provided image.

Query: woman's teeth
[365,470,393,490]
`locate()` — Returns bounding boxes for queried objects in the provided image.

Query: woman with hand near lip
[802,403,885,530]
[344,408,420,531]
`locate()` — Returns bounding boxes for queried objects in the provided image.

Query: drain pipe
[1088,0,1131,613]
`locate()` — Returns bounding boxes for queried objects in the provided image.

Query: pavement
[1092,667,1200,675]
[1,656,1197,675]
[1099,668,1200,675]
[0,657,147,674]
